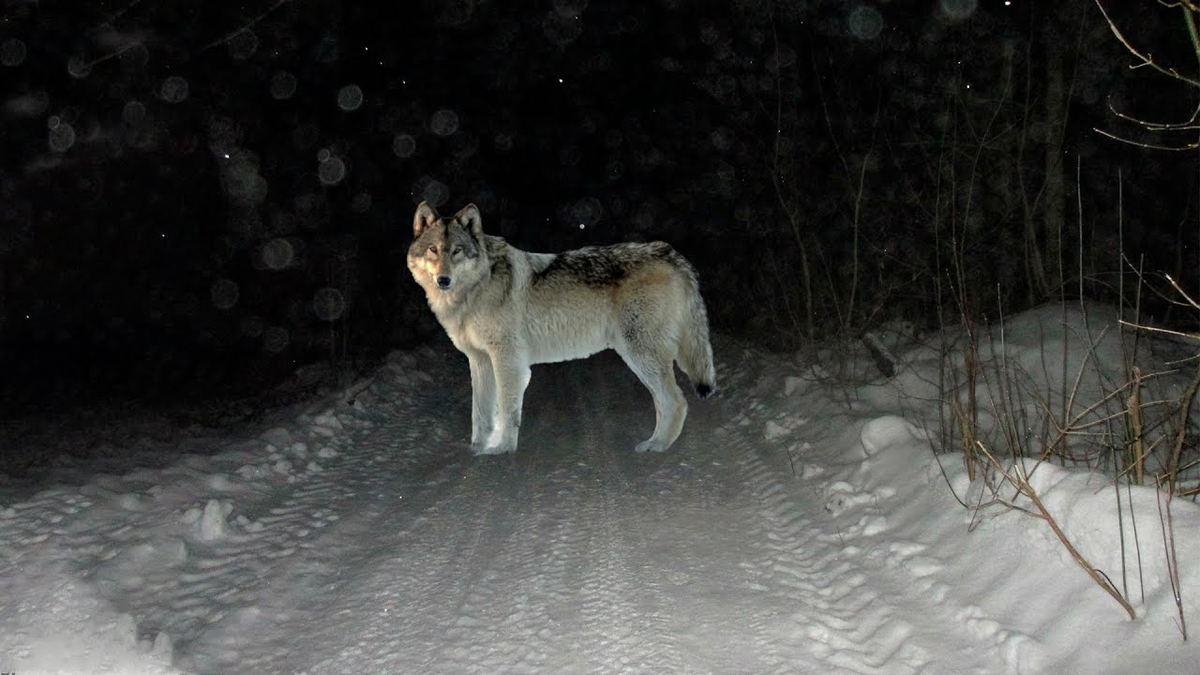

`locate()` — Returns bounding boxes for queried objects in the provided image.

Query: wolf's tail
[676,259,717,399]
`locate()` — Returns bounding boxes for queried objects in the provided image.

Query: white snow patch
[0,306,1197,674]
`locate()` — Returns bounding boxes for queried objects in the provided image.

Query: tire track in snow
[665,346,949,674]
[263,451,588,673]
[734,444,935,674]
[544,357,689,675]
[721,372,1021,675]
[279,354,729,674]
[286,357,695,674]
[401,459,565,674]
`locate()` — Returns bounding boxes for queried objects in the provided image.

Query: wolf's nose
[436,275,452,289]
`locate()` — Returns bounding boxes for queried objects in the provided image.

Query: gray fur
[408,202,717,455]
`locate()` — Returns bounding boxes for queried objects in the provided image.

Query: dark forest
[1,0,1196,411]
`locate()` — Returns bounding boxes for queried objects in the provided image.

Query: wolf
[407,201,717,455]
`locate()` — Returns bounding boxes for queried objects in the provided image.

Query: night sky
[0,0,1195,415]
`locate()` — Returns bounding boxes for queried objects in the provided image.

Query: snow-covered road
[242,353,1000,675]
[2,322,1197,674]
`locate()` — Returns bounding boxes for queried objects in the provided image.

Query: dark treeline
[0,0,1194,406]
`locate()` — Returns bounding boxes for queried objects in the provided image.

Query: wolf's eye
[428,245,437,255]
[452,246,463,255]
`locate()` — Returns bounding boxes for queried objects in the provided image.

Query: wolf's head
[408,202,488,300]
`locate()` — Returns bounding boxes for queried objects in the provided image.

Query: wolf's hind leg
[618,347,687,453]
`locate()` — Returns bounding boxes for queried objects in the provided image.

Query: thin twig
[978,441,1137,620]
[1157,481,1189,639]
[1093,126,1200,151]
[206,0,292,49]
[1129,366,1147,484]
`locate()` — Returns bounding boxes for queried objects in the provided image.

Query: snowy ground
[1,304,1198,674]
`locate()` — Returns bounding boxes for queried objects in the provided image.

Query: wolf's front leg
[467,350,497,454]
[483,352,531,454]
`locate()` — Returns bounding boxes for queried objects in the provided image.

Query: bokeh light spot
[210,279,240,310]
[393,133,417,158]
[318,153,346,185]
[337,84,364,111]
[416,177,449,207]
[571,197,603,227]
[47,117,75,152]
[262,326,290,353]
[430,109,459,137]
[1,38,26,67]
[160,76,190,103]
[66,54,92,78]
[122,100,147,126]
[312,288,346,321]
[227,30,258,60]
[270,71,298,100]
[848,5,884,40]
[262,238,296,270]
[543,10,583,46]
[940,0,977,20]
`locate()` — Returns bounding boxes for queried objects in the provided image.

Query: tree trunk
[1043,47,1066,295]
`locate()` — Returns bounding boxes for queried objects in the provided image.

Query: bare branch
[206,0,292,49]
[977,442,1138,619]
[1095,0,1200,87]
[1093,127,1200,151]
[1108,96,1200,130]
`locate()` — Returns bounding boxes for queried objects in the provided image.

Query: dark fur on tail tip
[695,383,715,399]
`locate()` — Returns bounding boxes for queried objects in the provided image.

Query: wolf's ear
[457,204,484,242]
[413,202,439,238]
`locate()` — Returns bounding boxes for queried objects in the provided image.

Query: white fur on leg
[468,352,496,450]
[636,439,667,453]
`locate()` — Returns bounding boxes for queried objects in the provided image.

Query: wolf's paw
[635,439,667,453]
[477,439,517,455]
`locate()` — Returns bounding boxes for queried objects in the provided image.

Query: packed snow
[1,303,1197,674]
